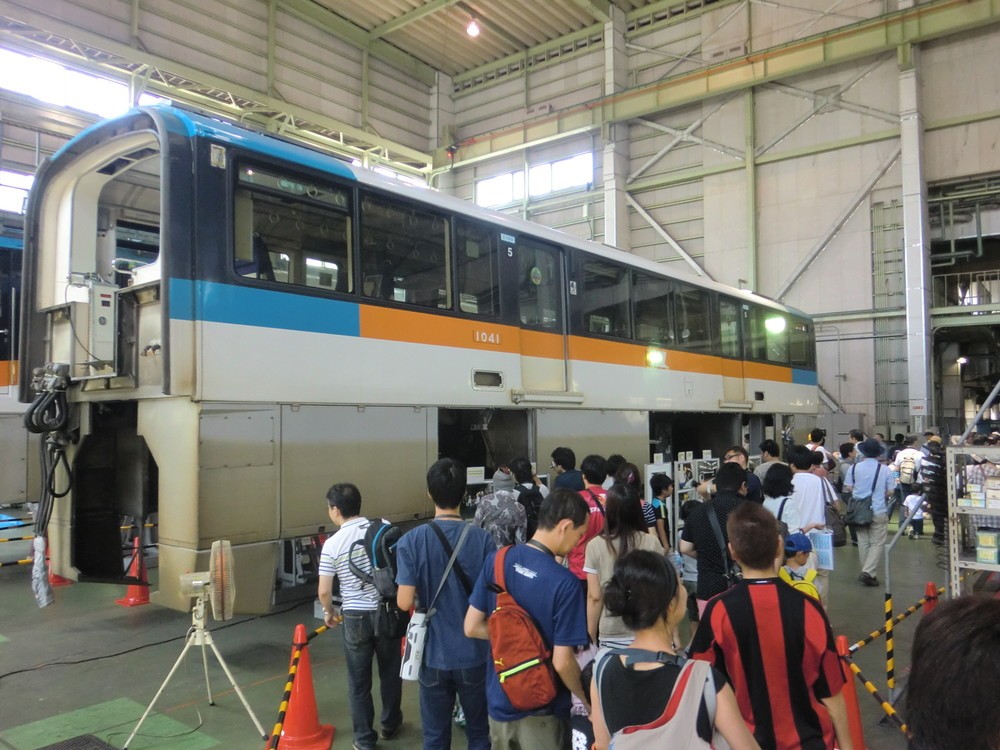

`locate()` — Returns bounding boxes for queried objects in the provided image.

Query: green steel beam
[0,4,434,169]
[435,0,1000,169]
[369,0,462,40]
[278,0,436,86]
[571,0,613,23]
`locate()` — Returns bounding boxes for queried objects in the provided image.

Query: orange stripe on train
[360,307,520,353]
[357,307,797,383]
[0,360,18,388]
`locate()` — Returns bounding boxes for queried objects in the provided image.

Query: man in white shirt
[317,483,402,750]
[788,445,833,606]
[891,435,923,520]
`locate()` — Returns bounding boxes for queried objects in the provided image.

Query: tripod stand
[123,590,267,748]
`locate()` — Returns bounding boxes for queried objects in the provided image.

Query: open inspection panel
[946,445,1000,597]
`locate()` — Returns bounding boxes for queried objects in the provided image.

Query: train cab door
[502,232,568,393]
[718,297,747,403]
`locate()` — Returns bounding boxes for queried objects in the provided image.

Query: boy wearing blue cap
[780,533,820,600]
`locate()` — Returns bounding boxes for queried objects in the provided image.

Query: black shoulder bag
[706,502,742,587]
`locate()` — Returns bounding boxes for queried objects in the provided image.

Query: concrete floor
[0,519,947,750]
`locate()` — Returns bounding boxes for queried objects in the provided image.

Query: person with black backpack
[317,483,403,750]
[509,457,547,540]
[396,458,494,750]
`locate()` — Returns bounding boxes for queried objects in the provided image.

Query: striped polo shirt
[318,516,381,611]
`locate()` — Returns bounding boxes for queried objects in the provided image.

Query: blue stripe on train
[792,368,818,386]
[169,279,360,337]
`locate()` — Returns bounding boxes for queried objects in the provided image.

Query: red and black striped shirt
[689,578,845,750]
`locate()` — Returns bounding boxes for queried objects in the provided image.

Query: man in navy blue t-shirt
[464,489,590,750]
[397,458,494,750]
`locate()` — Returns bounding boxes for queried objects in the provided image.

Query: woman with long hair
[590,550,759,750]
[584,482,663,647]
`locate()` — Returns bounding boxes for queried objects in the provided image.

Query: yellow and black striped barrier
[845,656,907,734]
[0,535,34,543]
[849,584,945,653]
[0,522,31,532]
[885,592,895,694]
[0,558,32,568]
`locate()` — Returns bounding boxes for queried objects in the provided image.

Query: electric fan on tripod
[123,540,267,748]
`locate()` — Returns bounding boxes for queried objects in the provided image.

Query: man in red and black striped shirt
[690,502,852,750]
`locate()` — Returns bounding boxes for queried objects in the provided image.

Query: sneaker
[858,572,879,586]
[380,725,401,740]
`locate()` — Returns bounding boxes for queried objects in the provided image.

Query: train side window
[455,219,500,317]
[789,318,813,368]
[582,257,630,338]
[361,192,450,309]
[719,298,740,358]
[675,285,713,354]
[745,305,789,364]
[234,167,352,293]
[632,271,673,346]
[518,239,562,329]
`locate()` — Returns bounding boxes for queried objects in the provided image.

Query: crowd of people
[312,436,993,750]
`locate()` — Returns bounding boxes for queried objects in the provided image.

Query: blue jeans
[418,664,490,750]
[342,610,403,750]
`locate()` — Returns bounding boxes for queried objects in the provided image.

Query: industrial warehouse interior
[2,1,1000,749]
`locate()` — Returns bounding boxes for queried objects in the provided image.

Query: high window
[476,153,593,208]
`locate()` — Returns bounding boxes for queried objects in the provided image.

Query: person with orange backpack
[464,489,591,749]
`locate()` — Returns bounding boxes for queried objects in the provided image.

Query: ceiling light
[466,18,480,37]
[957,356,969,365]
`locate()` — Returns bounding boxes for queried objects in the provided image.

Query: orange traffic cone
[274,624,334,750]
[835,635,867,750]
[115,537,150,607]
[923,581,939,616]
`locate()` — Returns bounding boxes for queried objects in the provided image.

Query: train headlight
[646,349,666,368]
[765,316,786,334]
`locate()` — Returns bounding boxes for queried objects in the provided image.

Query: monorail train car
[0,213,32,509]
[20,106,817,611]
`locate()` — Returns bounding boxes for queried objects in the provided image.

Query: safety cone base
[276,723,334,750]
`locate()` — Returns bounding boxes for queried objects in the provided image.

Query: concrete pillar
[899,45,933,433]
[602,6,630,251]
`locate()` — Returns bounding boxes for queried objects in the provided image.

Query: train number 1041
[474,331,502,345]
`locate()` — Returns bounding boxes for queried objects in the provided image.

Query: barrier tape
[885,592,895,692]
[0,535,34,543]
[843,656,907,734]
[0,558,32,568]
[267,624,329,750]
[119,523,157,530]
[849,585,944,653]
